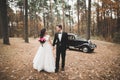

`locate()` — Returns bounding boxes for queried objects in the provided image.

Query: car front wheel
[82,46,89,53]
[90,49,94,52]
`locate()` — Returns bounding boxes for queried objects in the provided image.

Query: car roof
[68,33,76,36]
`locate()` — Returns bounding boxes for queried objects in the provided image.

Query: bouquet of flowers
[39,37,46,46]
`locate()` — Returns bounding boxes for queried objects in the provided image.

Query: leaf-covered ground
[0,38,120,80]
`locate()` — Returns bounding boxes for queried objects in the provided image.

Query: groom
[53,24,68,73]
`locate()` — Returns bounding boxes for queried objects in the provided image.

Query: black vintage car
[67,33,96,53]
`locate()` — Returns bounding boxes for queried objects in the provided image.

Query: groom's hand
[53,46,55,50]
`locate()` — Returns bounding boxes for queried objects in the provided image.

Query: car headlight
[88,40,92,44]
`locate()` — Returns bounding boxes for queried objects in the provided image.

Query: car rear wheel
[82,46,89,53]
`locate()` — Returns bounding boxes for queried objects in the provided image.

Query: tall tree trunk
[43,6,46,28]
[87,0,91,40]
[0,0,10,44]
[55,6,59,24]
[50,0,54,35]
[33,19,36,38]
[34,14,38,38]
[24,0,29,43]
[69,7,71,32]
[97,1,100,36]
[77,0,80,35]
[0,11,2,38]
[102,3,106,38]
[62,0,65,31]
[117,3,120,33]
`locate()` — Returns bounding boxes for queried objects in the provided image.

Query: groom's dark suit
[53,32,68,71]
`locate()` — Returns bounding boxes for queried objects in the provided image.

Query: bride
[33,28,55,72]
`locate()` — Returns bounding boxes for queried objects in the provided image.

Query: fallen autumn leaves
[0,38,120,80]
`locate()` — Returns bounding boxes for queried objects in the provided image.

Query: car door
[68,35,76,47]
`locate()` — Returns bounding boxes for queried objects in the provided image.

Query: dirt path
[0,38,120,80]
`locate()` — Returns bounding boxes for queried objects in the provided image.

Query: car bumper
[90,44,97,49]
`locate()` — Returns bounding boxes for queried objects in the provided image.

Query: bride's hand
[52,46,55,50]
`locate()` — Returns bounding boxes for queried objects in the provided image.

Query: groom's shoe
[55,69,58,73]
[61,68,65,71]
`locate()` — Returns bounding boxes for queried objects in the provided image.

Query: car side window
[68,35,75,40]
[72,36,75,39]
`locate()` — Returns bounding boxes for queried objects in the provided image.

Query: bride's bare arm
[49,37,52,45]
[49,37,54,50]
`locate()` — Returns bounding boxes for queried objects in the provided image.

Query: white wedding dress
[33,35,55,72]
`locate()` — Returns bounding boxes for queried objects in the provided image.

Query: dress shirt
[58,31,62,42]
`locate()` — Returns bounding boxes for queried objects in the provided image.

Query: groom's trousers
[56,46,66,70]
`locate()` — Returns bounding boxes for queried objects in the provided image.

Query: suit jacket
[53,32,68,51]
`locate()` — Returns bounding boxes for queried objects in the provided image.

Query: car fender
[78,43,90,48]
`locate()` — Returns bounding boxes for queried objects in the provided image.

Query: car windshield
[75,35,87,41]
[68,34,87,41]
[75,35,80,39]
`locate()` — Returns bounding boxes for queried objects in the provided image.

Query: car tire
[68,48,72,50]
[68,47,72,50]
[82,46,89,53]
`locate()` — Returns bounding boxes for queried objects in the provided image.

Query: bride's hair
[40,28,46,38]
